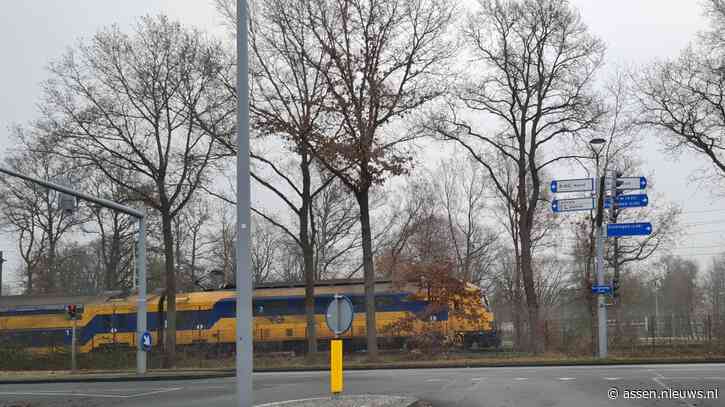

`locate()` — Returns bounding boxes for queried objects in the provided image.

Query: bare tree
[250,214,282,285]
[423,0,605,352]
[207,0,339,355]
[312,176,361,280]
[0,127,89,294]
[81,170,138,291]
[633,1,725,189]
[205,200,237,286]
[300,0,456,358]
[705,254,725,338]
[41,16,223,366]
[171,197,216,291]
[435,157,499,285]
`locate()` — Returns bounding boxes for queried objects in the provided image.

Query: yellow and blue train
[0,279,499,354]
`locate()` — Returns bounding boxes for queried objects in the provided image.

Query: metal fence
[537,314,725,355]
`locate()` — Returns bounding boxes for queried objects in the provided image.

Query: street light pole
[236,0,253,405]
[591,138,608,359]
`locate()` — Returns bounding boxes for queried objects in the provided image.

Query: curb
[0,370,234,385]
[254,358,725,372]
[2,358,724,384]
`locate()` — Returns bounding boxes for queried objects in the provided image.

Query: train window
[375,296,395,311]
[286,328,294,337]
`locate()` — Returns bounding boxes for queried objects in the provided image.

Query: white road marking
[128,387,183,398]
[604,377,621,380]
[426,379,444,382]
[703,377,725,380]
[558,377,575,381]
[653,376,696,407]
[471,377,485,381]
[0,391,125,398]
[0,387,183,399]
[514,377,528,381]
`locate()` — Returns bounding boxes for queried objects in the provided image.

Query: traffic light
[612,278,620,298]
[67,304,77,320]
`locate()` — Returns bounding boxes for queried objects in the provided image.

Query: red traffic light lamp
[67,304,78,320]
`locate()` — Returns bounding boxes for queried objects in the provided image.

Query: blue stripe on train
[3,292,447,347]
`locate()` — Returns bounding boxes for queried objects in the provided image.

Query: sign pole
[594,169,608,359]
[136,218,147,374]
[237,0,253,405]
[331,336,343,396]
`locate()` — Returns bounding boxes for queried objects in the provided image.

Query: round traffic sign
[325,295,354,336]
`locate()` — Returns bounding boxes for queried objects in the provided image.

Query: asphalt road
[0,363,723,407]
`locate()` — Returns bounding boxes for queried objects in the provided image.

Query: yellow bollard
[330,339,343,394]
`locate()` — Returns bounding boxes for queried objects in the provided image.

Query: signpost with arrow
[551,169,652,360]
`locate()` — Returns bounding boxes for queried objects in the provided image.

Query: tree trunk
[519,219,541,354]
[513,249,524,352]
[161,212,177,367]
[300,155,317,355]
[26,268,33,294]
[357,189,378,359]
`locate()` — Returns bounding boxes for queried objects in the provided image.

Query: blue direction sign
[604,176,647,191]
[140,331,152,352]
[607,222,653,237]
[592,285,612,295]
[604,194,649,209]
[550,178,594,193]
[551,197,595,213]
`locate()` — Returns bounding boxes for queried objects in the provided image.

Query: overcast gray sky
[0,1,721,291]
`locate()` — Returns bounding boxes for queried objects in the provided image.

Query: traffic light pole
[71,317,77,372]
[0,251,5,297]
[0,166,148,375]
[609,171,620,299]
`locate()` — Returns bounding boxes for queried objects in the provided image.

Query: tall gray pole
[594,159,608,358]
[136,218,147,374]
[237,0,253,405]
[0,165,147,374]
[71,317,77,372]
[0,251,5,297]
